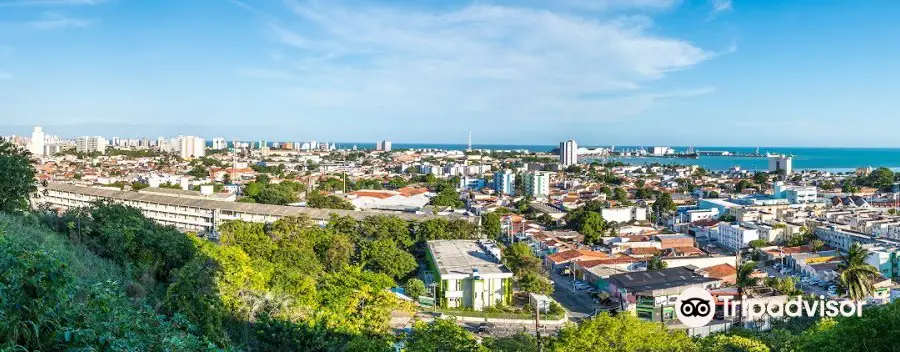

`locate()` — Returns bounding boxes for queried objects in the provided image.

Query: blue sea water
[250,141,900,172]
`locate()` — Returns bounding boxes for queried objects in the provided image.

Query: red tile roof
[349,191,395,199]
[398,187,428,197]
[701,264,737,279]
[547,249,608,264]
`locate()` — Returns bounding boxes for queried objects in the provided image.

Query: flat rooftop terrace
[427,240,512,278]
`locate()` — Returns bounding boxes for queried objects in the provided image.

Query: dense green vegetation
[308,192,356,210]
[239,179,305,205]
[0,140,36,213]
[7,202,488,350]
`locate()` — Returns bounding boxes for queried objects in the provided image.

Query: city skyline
[2,1,900,146]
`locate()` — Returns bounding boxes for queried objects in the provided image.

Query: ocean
[251,142,900,173]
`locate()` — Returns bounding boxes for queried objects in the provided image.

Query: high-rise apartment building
[211,137,227,150]
[29,126,45,157]
[177,136,205,159]
[560,139,578,166]
[376,140,392,151]
[523,172,550,199]
[493,169,516,195]
[76,136,107,154]
[768,155,793,176]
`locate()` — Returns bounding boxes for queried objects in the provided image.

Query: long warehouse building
[38,183,473,234]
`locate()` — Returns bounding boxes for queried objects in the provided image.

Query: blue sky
[1,0,899,147]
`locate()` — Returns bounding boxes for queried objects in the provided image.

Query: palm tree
[839,243,881,301]
[735,260,759,324]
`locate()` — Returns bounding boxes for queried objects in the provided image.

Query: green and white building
[426,240,513,311]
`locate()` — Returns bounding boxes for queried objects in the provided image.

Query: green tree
[841,179,859,194]
[810,239,825,253]
[186,164,209,179]
[549,313,697,352]
[748,239,768,249]
[429,187,465,208]
[503,242,542,275]
[700,335,770,352]
[308,192,355,210]
[651,192,677,222]
[0,140,37,213]
[405,278,426,299]
[647,256,668,271]
[483,332,537,352]
[360,239,417,280]
[405,318,481,352]
[482,212,502,240]
[577,211,607,245]
[839,243,880,301]
[517,271,553,295]
[735,179,754,192]
[736,261,760,323]
[612,187,629,202]
[753,172,770,186]
[866,167,895,191]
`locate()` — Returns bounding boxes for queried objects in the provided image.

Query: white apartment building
[376,140,392,151]
[523,172,550,199]
[599,206,649,223]
[177,135,205,159]
[211,137,228,150]
[560,140,578,166]
[715,222,760,251]
[768,155,793,176]
[29,126,45,157]
[772,182,817,204]
[814,225,883,252]
[75,136,107,154]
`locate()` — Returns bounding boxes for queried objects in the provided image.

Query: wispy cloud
[26,12,92,29]
[710,0,732,14]
[0,0,108,6]
[547,0,681,12]
[242,0,716,124]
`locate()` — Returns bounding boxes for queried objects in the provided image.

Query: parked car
[477,322,494,334]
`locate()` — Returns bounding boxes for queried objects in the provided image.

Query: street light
[430,282,438,313]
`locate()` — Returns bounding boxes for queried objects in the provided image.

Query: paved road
[412,312,563,338]
[548,271,597,319]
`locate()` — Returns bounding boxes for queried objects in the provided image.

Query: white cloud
[546,0,681,11]
[27,12,92,29]
[248,0,714,124]
[711,0,732,13]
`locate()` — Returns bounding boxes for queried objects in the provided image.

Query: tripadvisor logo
[674,287,864,328]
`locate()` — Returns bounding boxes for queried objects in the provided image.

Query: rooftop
[44,183,465,222]
[427,240,513,278]
[608,267,719,295]
[138,187,234,201]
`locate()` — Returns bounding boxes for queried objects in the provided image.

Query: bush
[405,278,426,299]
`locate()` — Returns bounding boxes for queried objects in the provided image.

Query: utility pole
[534,303,543,352]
